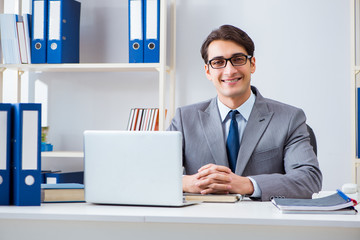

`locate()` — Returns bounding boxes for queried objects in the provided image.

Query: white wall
[38,0,351,190]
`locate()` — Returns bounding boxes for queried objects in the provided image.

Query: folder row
[0,103,42,206]
[0,0,81,64]
[32,0,81,63]
[129,0,160,63]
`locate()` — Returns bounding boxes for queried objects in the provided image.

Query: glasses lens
[210,59,226,69]
[231,55,247,66]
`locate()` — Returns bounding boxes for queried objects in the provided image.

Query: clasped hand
[182,164,254,195]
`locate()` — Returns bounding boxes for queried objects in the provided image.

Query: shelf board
[0,63,169,73]
[41,151,84,158]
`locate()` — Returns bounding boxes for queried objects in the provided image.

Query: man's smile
[221,76,243,83]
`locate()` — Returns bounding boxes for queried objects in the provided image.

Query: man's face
[205,40,256,107]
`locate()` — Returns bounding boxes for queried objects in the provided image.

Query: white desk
[0,200,359,240]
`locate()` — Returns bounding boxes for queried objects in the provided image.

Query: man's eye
[212,59,225,65]
[232,56,246,64]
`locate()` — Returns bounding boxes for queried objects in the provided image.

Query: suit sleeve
[250,109,322,201]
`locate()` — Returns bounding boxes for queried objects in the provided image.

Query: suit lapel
[235,88,274,175]
[199,98,229,167]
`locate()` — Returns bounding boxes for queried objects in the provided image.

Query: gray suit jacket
[168,86,322,201]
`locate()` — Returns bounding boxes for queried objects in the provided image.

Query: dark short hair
[200,25,255,64]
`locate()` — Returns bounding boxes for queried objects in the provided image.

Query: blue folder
[11,103,42,206]
[31,0,48,63]
[129,0,144,63]
[0,104,12,205]
[47,0,81,63]
[144,0,159,63]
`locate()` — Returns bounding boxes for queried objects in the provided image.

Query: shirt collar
[217,91,256,122]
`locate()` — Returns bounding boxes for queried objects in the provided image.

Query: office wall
[40,0,351,190]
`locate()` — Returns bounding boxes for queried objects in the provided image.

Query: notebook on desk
[83,130,195,207]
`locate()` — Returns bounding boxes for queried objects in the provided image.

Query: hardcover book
[184,193,243,203]
[41,183,84,203]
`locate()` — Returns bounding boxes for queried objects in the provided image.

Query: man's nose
[223,60,237,74]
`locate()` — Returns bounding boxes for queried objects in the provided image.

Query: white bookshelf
[351,0,360,186]
[0,0,177,159]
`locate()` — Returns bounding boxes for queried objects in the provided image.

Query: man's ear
[205,64,212,81]
[250,56,256,74]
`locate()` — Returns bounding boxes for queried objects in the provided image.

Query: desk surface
[0,200,359,228]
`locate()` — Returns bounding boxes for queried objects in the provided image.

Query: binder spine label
[145,0,157,39]
[130,0,143,40]
[22,111,39,170]
[48,1,61,41]
[33,1,45,40]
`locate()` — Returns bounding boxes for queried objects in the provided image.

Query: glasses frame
[208,54,252,69]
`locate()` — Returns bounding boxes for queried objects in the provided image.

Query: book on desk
[41,183,85,203]
[271,190,358,215]
[184,193,243,203]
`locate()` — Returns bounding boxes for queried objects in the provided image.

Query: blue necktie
[226,110,239,173]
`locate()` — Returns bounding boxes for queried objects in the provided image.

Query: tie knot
[229,110,239,120]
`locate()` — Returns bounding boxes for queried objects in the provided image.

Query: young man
[168,25,322,201]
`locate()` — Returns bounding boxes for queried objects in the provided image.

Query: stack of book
[271,190,358,215]
[41,171,85,203]
[127,108,162,131]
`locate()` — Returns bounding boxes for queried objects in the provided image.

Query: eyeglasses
[208,54,252,69]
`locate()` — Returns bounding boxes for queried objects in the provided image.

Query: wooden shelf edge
[41,151,84,158]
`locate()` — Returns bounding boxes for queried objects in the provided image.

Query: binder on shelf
[131,108,140,131]
[47,0,81,63]
[151,108,159,131]
[129,0,144,63]
[0,14,21,64]
[32,0,48,63]
[23,14,32,64]
[11,103,42,206]
[0,104,12,205]
[144,0,159,63]
[127,108,136,130]
[135,108,144,130]
[16,15,29,64]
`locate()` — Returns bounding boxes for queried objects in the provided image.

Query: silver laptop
[84,130,193,206]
